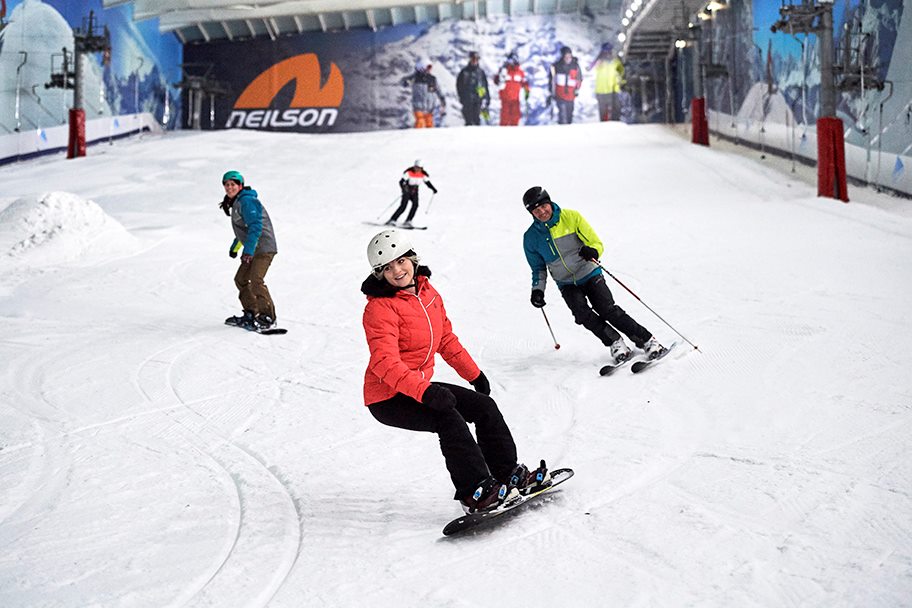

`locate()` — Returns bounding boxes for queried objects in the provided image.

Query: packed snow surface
[0,124,910,607]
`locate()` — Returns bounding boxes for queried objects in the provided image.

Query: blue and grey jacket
[230,187,277,256]
[522,202,603,290]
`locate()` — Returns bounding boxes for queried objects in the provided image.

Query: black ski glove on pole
[422,384,457,411]
[579,246,599,262]
[470,371,490,396]
[531,289,546,308]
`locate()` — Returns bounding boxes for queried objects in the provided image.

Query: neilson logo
[226,54,344,129]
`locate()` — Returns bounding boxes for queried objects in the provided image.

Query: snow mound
[0,191,137,266]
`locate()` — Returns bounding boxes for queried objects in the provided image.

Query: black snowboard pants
[390,188,419,222]
[559,273,652,348]
[368,383,517,500]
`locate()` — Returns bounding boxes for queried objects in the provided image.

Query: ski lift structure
[771,0,848,202]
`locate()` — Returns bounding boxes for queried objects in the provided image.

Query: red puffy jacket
[362,270,480,406]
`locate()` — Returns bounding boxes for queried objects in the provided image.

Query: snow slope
[0,123,910,607]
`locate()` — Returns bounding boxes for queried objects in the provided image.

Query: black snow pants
[559,273,652,348]
[368,383,517,500]
[390,187,419,222]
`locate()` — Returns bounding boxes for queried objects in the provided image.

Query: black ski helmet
[560,46,572,57]
[523,186,551,212]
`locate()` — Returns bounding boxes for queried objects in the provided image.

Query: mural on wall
[0,0,181,134]
[183,12,622,133]
[701,0,909,159]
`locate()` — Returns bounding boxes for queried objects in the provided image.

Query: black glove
[229,248,238,259]
[579,246,599,262]
[429,184,438,194]
[470,371,490,396]
[422,384,457,412]
[531,289,546,308]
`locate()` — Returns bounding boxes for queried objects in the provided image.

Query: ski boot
[610,338,632,364]
[460,477,510,514]
[641,337,667,360]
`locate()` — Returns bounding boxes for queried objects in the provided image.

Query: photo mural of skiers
[0,0,182,135]
[183,12,623,133]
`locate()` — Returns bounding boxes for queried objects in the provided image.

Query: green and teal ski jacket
[522,203,603,290]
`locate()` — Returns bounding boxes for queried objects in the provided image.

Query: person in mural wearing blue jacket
[521,186,666,364]
[219,170,279,330]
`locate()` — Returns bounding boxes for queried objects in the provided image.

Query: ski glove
[579,246,599,262]
[422,384,457,412]
[470,371,490,396]
[229,248,238,259]
[531,289,546,308]
[429,184,438,194]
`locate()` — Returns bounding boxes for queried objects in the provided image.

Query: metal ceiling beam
[293,14,303,33]
[367,9,377,31]
[244,19,256,37]
[317,13,328,32]
[197,22,210,42]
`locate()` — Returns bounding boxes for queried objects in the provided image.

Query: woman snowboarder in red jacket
[360,229,549,513]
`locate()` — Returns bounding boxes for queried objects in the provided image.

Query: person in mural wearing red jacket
[494,52,529,126]
[549,46,583,124]
[360,230,550,514]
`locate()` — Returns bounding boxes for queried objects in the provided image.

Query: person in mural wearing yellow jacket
[591,42,625,122]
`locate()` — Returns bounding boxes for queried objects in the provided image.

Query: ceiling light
[675,39,687,49]
[622,17,630,26]
[618,32,627,42]
[625,9,633,18]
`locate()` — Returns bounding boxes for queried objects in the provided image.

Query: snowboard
[363,221,427,230]
[630,341,677,373]
[442,468,574,537]
[225,320,288,335]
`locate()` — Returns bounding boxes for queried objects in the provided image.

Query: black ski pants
[559,273,652,348]
[368,383,517,500]
[461,100,482,125]
[390,188,419,222]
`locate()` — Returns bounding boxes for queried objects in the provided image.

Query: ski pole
[595,260,700,352]
[424,192,436,215]
[541,308,560,350]
[375,195,400,221]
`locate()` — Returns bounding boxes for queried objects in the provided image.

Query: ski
[630,341,677,373]
[599,358,632,376]
[442,468,574,537]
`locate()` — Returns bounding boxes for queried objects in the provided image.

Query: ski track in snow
[1,124,911,607]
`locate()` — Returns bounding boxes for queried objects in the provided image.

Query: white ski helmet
[367,229,418,272]
[413,159,422,167]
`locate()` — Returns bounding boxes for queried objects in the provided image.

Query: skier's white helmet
[415,57,430,72]
[414,159,422,167]
[367,230,418,273]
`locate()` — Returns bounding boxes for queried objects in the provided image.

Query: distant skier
[401,58,446,128]
[360,229,550,514]
[549,46,582,124]
[386,160,437,228]
[591,42,624,121]
[219,170,278,330]
[521,186,666,363]
[456,51,490,126]
[494,52,529,126]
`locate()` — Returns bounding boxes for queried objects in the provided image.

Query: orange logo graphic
[235,53,344,109]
